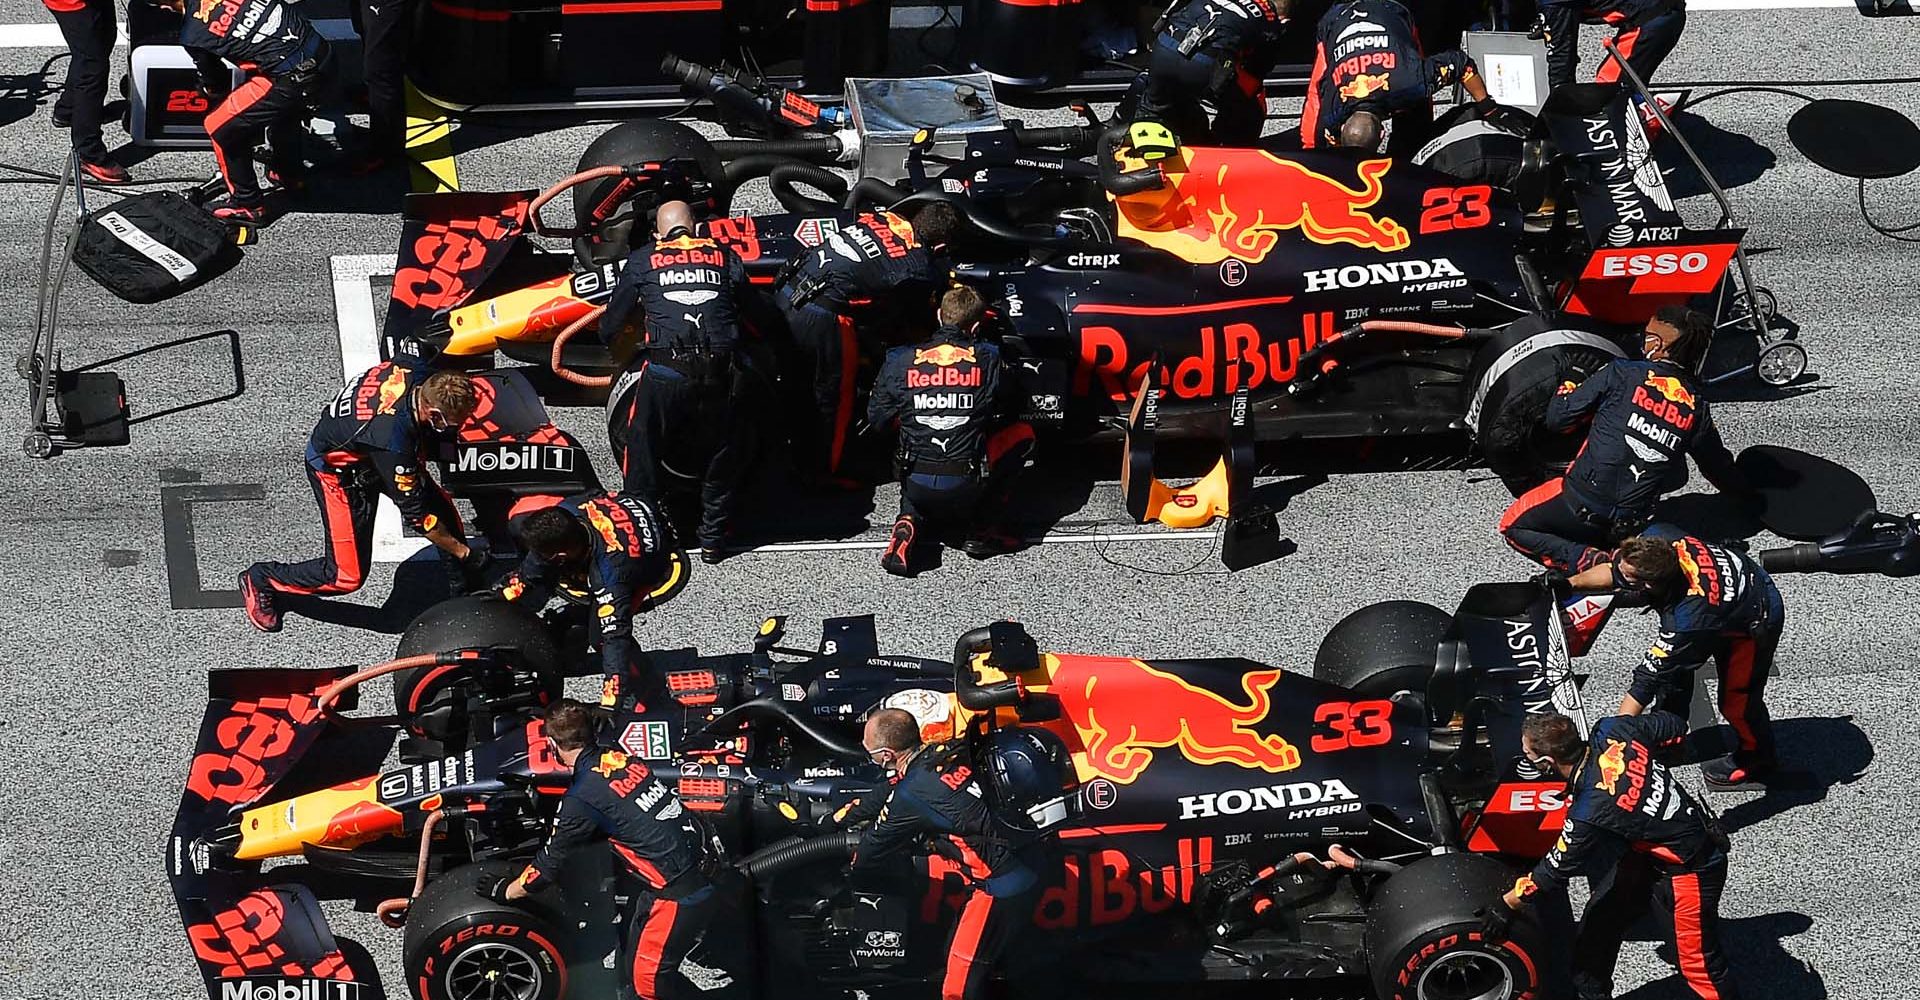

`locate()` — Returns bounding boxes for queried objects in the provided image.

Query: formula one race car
[384,76,1783,519]
[170,581,1601,1000]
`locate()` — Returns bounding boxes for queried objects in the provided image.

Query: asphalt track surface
[2,8,1919,1000]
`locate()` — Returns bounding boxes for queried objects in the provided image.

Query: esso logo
[1507,787,1567,811]
[1599,251,1709,278]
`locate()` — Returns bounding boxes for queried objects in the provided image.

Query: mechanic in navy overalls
[495,699,746,1000]
[497,491,686,710]
[866,285,1034,577]
[1132,0,1291,144]
[156,0,333,224]
[600,201,769,565]
[1538,0,1686,137]
[772,203,958,486]
[1564,527,1785,789]
[853,709,1053,1000]
[1482,711,1742,1000]
[1300,0,1500,156]
[239,365,483,633]
[1500,305,1745,574]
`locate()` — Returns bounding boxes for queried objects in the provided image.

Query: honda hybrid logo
[1177,778,1359,820]
[451,444,575,474]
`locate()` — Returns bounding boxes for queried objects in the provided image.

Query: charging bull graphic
[1125,149,1413,265]
[1044,655,1304,784]
[1594,738,1628,794]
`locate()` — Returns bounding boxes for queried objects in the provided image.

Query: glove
[1480,101,1531,137]
[1477,904,1514,944]
[1532,570,1573,599]
[482,875,514,904]
[457,536,492,590]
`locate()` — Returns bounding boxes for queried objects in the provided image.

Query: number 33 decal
[1312,700,1394,751]
[1420,185,1494,234]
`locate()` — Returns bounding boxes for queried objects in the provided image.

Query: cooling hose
[737,830,861,880]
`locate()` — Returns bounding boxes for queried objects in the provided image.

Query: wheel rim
[444,940,543,1000]
[1415,949,1515,1000]
[1758,343,1807,385]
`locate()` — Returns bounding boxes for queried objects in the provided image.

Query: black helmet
[984,728,1079,832]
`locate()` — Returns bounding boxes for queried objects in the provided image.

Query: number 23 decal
[1420,185,1493,234]
[1312,700,1394,752]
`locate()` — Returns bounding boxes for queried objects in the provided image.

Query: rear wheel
[393,595,564,746]
[571,120,726,267]
[1466,315,1624,496]
[1364,854,1545,1000]
[1313,601,1453,701]
[403,860,570,1000]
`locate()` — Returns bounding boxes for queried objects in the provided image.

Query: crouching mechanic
[853,709,1054,1000]
[601,200,768,563]
[497,492,688,710]
[1482,711,1740,1000]
[240,365,483,633]
[868,285,1034,576]
[157,0,333,224]
[773,204,958,484]
[496,700,745,1000]
[1302,0,1504,156]
[1500,305,1746,573]
[1566,528,1785,788]
[1132,0,1291,145]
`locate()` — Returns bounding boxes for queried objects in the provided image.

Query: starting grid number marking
[330,252,427,564]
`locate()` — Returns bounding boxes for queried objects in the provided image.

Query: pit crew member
[773,203,958,484]
[497,492,685,710]
[1301,0,1498,155]
[239,365,481,633]
[853,709,1052,1000]
[44,0,128,184]
[1132,0,1292,145]
[1500,305,1745,574]
[1537,0,1686,136]
[1482,711,1741,1000]
[496,699,745,1000]
[1566,528,1784,789]
[867,285,1033,576]
[157,0,333,224]
[602,200,767,563]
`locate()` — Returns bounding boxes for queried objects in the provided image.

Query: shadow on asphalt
[1662,109,1778,198]
[1625,911,1823,1000]
[281,552,453,635]
[76,328,248,426]
[1712,715,1874,834]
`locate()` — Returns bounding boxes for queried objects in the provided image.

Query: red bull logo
[585,503,622,553]
[1594,739,1628,794]
[1118,149,1411,265]
[375,366,409,414]
[913,344,976,367]
[1642,373,1697,409]
[1044,655,1302,784]
[592,750,630,777]
[1338,72,1391,101]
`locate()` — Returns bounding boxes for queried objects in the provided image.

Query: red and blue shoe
[238,566,283,633]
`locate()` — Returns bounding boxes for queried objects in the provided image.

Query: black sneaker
[960,528,1023,560]
[880,516,919,577]
[1701,755,1773,791]
[699,545,728,565]
[238,567,283,633]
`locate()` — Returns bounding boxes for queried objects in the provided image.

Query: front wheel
[1364,854,1546,1000]
[403,861,571,1000]
[1466,315,1625,496]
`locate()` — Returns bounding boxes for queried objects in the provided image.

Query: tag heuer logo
[619,720,674,759]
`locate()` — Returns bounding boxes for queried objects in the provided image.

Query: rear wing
[1563,228,1746,325]
[168,667,386,999]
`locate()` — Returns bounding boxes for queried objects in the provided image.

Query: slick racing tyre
[572,120,726,267]
[1466,314,1625,496]
[394,595,563,747]
[404,860,570,1000]
[1314,601,1453,701]
[1364,854,1545,1000]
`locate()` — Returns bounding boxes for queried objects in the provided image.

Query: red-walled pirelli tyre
[1313,600,1454,702]
[1364,854,1546,1000]
[1466,314,1626,496]
[392,595,563,744]
[404,860,570,1000]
